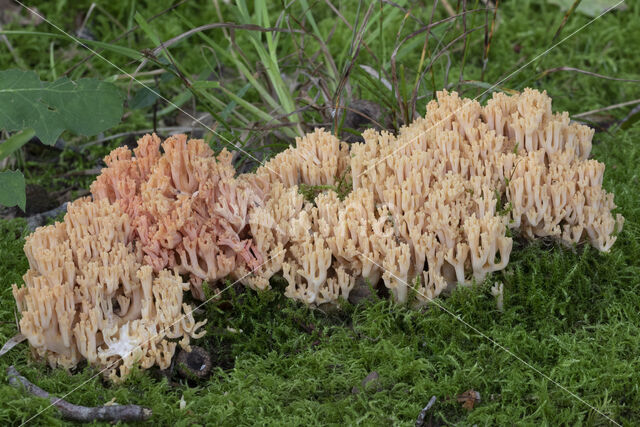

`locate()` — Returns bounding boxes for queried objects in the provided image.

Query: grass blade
[0,129,35,162]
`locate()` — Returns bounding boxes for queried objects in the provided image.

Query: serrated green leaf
[0,69,124,145]
[0,170,26,211]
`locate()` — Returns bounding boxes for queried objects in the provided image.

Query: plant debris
[457,389,481,410]
[6,366,152,422]
[415,395,437,427]
[0,333,25,358]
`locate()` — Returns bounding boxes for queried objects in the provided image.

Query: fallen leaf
[457,389,481,410]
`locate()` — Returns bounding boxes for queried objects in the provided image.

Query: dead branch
[415,396,437,427]
[7,366,152,423]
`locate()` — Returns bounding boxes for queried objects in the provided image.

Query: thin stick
[573,99,640,118]
[441,0,456,17]
[0,23,24,67]
[415,396,437,427]
[552,0,582,42]
[26,203,69,231]
[538,66,640,83]
[80,127,200,148]
[7,366,152,423]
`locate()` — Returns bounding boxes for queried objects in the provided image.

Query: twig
[332,2,376,132]
[481,0,499,81]
[153,76,159,133]
[552,0,582,42]
[415,396,437,427]
[0,23,23,67]
[80,127,199,148]
[359,65,392,90]
[410,0,438,117]
[321,0,387,80]
[7,366,152,423]
[76,2,96,38]
[0,334,25,357]
[114,69,166,80]
[390,8,490,118]
[538,66,640,83]
[26,203,68,231]
[457,0,469,92]
[130,21,307,90]
[440,0,456,17]
[61,168,102,177]
[573,99,640,118]
[617,103,640,129]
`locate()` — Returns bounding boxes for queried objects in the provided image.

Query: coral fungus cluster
[90,134,265,300]
[246,88,623,305]
[12,88,623,379]
[12,198,205,381]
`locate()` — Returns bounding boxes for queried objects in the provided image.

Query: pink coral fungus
[91,134,264,300]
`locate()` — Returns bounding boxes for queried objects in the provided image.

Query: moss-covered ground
[1,0,639,425]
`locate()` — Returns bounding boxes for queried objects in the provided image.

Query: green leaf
[130,86,159,110]
[0,69,124,145]
[0,170,26,211]
[0,128,35,161]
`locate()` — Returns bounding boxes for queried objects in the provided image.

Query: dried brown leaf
[457,389,481,410]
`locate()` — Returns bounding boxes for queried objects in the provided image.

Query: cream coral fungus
[242,88,622,306]
[12,198,206,381]
[12,88,624,379]
[254,127,351,188]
